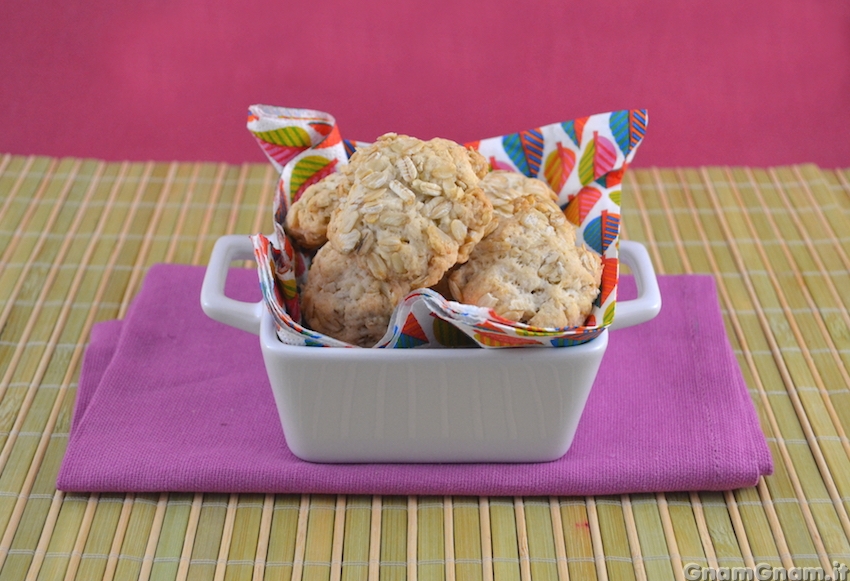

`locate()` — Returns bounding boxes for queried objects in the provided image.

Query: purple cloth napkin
[57,264,772,495]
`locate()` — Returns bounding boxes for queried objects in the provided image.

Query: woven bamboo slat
[557,499,597,580]
[416,497,445,581]
[340,495,371,581]
[451,498,482,581]
[1,157,849,579]
[522,498,557,581]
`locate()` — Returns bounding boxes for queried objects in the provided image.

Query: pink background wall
[1,0,848,167]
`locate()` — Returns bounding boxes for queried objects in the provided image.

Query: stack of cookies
[284,133,602,347]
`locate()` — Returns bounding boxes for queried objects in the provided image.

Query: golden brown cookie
[480,170,559,222]
[326,133,493,288]
[301,244,408,347]
[284,170,351,250]
[467,146,491,180]
[448,194,602,328]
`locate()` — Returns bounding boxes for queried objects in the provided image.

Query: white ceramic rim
[201,237,662,339]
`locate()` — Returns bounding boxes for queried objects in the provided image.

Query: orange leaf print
[543,142,576,192]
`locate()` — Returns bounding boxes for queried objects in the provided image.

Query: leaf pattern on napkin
[248,106,649,347]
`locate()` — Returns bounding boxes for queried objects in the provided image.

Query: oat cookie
[467,146,491,181]
[448,194,602,328]
[326,133,493,288]
[301,244,408,347]
[284,170,351,250]
[480,170,559,221]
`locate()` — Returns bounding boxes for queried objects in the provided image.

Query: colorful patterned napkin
[56,264,772,495]
[247,105,648,348]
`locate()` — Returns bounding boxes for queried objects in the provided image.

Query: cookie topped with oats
[326,133,493,288]
[301,244,408,347]
[284,170,352,250]
[480,170,560,222]
[448,193,602,329]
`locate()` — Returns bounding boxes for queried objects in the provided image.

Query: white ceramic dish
[201,236,660,463]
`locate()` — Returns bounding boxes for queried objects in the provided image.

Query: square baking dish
[201,236,660,463]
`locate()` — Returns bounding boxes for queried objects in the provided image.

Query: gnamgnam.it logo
[683,562,850,581]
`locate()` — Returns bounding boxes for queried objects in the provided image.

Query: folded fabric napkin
[57,264,772,495]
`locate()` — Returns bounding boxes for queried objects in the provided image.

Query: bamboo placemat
[0,155,848,580]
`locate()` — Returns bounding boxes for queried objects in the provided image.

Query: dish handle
[200,234,265,335]
[610,240,662,330]
[201,236,661,336]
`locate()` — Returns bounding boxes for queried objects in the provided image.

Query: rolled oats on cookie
[284,169,352,250]
[480,170,559,221]
[301,244,408,347]
[326,133,493,288]
[448,193,602,329]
